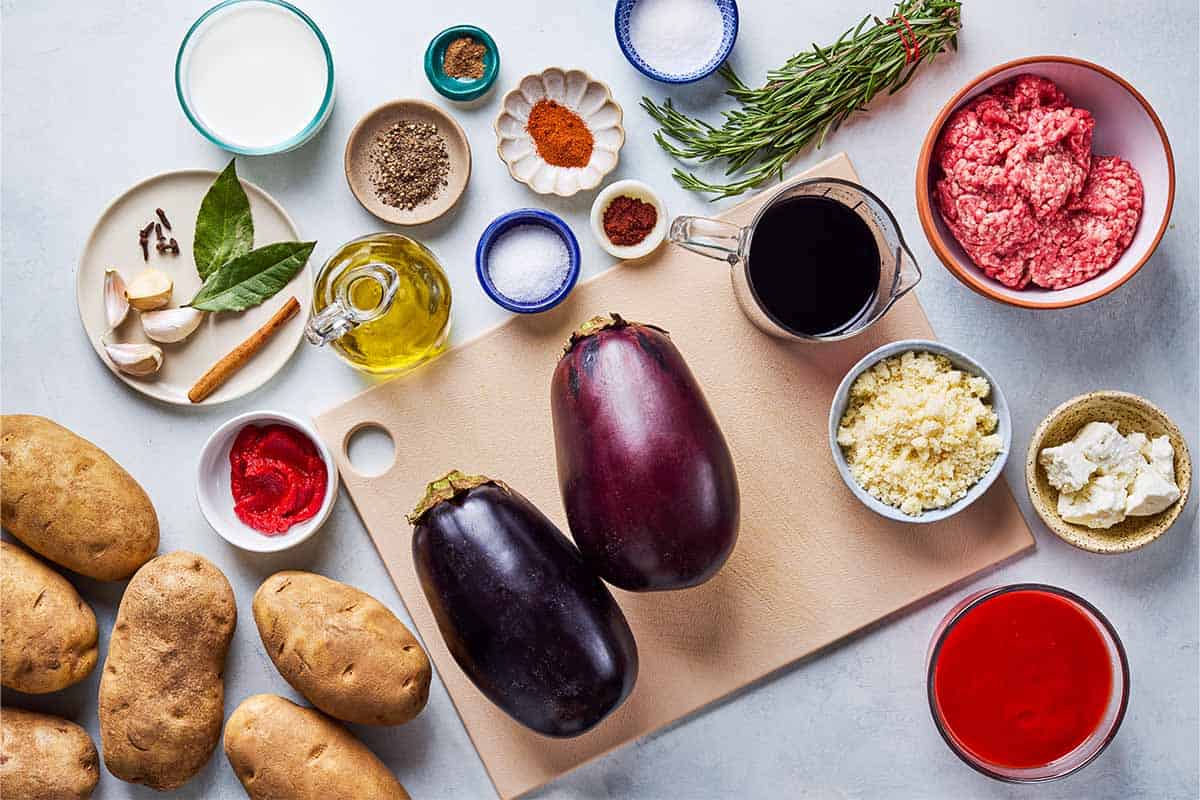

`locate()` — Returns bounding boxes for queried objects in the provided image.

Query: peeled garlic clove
[103,341,163,376]
[126,267,173,311]
[140,307,204,343]
[104,269,130,329]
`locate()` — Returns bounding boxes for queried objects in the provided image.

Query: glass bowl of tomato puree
[927,584,1129,782]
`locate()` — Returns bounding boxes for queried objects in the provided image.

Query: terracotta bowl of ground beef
[916,56,1174,309]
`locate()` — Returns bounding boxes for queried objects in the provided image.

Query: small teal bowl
[476,210,581,314]
[614,0,738,84]
[828,340,1012,524]
[424,25,500,102]
[175,0,335,155]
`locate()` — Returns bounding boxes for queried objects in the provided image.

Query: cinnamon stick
[188,297,301,403]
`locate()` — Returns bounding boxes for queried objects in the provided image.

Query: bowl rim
[589,178,668,259]
[493,67,625,197]
[612,0,739,84]
[342,97,472,226]
[175,0,336,155]
[925,582,1131,783]
[195,410,339,553]
[827,339,1012,524]
[475,208,582,313]
[423,24,501,102]
[914,55,1176,310]
[1023,390,1191,554]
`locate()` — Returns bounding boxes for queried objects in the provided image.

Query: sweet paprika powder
[602,195,658,246]
[526,99,593,168]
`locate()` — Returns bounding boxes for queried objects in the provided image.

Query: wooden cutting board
[314,153,1034,799]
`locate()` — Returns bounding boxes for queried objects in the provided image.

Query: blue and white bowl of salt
[476,209,581,314]
[615,0,738,83]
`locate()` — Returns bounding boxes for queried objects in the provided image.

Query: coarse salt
[629,0,724,77]
[486,224,570,304]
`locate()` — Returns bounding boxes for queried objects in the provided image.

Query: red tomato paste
[230,424,328,535]
[932,589,1113,769]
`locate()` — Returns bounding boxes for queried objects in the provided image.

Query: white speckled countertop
[2,1,1196,797]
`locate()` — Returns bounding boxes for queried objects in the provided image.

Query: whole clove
[138,221,154,261]
[167,238,180,255]
[155,222,165,242]
[155,207,172,231]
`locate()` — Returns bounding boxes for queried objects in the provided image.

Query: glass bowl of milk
[176,0,334,155]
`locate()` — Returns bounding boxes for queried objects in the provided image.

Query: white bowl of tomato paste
[916,56,1175,309]
[927,584,1129,782]
[197,410,339,553]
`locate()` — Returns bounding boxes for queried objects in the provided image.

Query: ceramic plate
[495,68,623,196]
[76,170,311,406]
[344,99,471,225]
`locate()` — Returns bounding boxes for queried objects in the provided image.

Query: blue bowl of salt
[615,0,738,84]
[476,209,581,314]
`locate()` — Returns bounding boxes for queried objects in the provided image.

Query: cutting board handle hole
[343,423,396,478]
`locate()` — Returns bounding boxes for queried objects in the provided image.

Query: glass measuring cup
[305,233,452,374]
[668,178,921,342]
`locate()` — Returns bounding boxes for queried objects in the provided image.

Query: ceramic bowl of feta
[1026,391,1191,553]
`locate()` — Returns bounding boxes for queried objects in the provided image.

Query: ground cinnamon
[526,99,593,168]
[442,36,486,80]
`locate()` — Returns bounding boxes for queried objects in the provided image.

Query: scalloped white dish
[494,67,624,197]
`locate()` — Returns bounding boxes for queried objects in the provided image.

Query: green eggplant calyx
[407,470,508,524]
[561,313,669,357]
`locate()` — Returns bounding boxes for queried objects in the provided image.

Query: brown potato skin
[253,571,431,726]
[1,415,158,581]
[0,707,99,799]
[1,540,99,693]
[224,694,410,800]
[98,551,236,791]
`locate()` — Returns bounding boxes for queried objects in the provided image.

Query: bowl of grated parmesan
[829,340,1011,524]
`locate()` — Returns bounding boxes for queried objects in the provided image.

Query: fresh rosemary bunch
[641,0,963,199]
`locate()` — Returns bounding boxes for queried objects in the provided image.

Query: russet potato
[224,694,411,800]
[98,551,236,791]
[253,571,431,725]
[1,415,158,581]
[1,540,98,693]
[0,707,99,799]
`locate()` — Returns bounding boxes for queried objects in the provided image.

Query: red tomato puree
[230,424,327,535]
[933,589,1113,769]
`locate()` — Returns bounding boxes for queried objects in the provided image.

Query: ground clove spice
[369,120,451,210]
[442,36,487,80]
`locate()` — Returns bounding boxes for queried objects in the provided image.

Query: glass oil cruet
[305,233,452,374]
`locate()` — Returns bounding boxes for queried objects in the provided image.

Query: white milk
[184,2,330,150]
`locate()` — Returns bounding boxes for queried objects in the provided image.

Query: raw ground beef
[933,74,1143,290]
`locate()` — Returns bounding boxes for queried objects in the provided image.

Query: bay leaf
[194,159,254,280]
[189,241,315,312]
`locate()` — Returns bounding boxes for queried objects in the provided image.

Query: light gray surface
[2,1,1196,798]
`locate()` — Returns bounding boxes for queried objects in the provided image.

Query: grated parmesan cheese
[836,351,1002,516]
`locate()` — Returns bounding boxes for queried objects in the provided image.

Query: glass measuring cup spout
[305,262,401,347]
[668,178,922,342]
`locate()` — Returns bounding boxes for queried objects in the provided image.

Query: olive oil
[311,234,451,374]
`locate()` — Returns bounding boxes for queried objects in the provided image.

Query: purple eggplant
[551,314,740,592]
[409,471,638,738]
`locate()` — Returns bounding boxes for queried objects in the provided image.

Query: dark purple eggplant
[551,314,740,592]
[409,471,638,738]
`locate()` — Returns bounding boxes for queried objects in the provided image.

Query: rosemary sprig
[641,0,963,200]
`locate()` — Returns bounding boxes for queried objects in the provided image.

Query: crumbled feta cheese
[1058,474,1128,529]
[1040,422,1181,527]
[836,351,1001,516]
[1140,435,1176,481]
[1126,464,1181,516]
[1039,440,1096,493]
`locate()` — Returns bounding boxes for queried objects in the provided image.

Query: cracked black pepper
[369,120,451,210]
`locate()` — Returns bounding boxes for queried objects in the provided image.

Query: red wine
[747,196,880,336]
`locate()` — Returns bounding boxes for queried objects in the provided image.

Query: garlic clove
[140,306,205,343]
[104,269,130,329]
[103,341,163,377]
[126,267,173,311]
